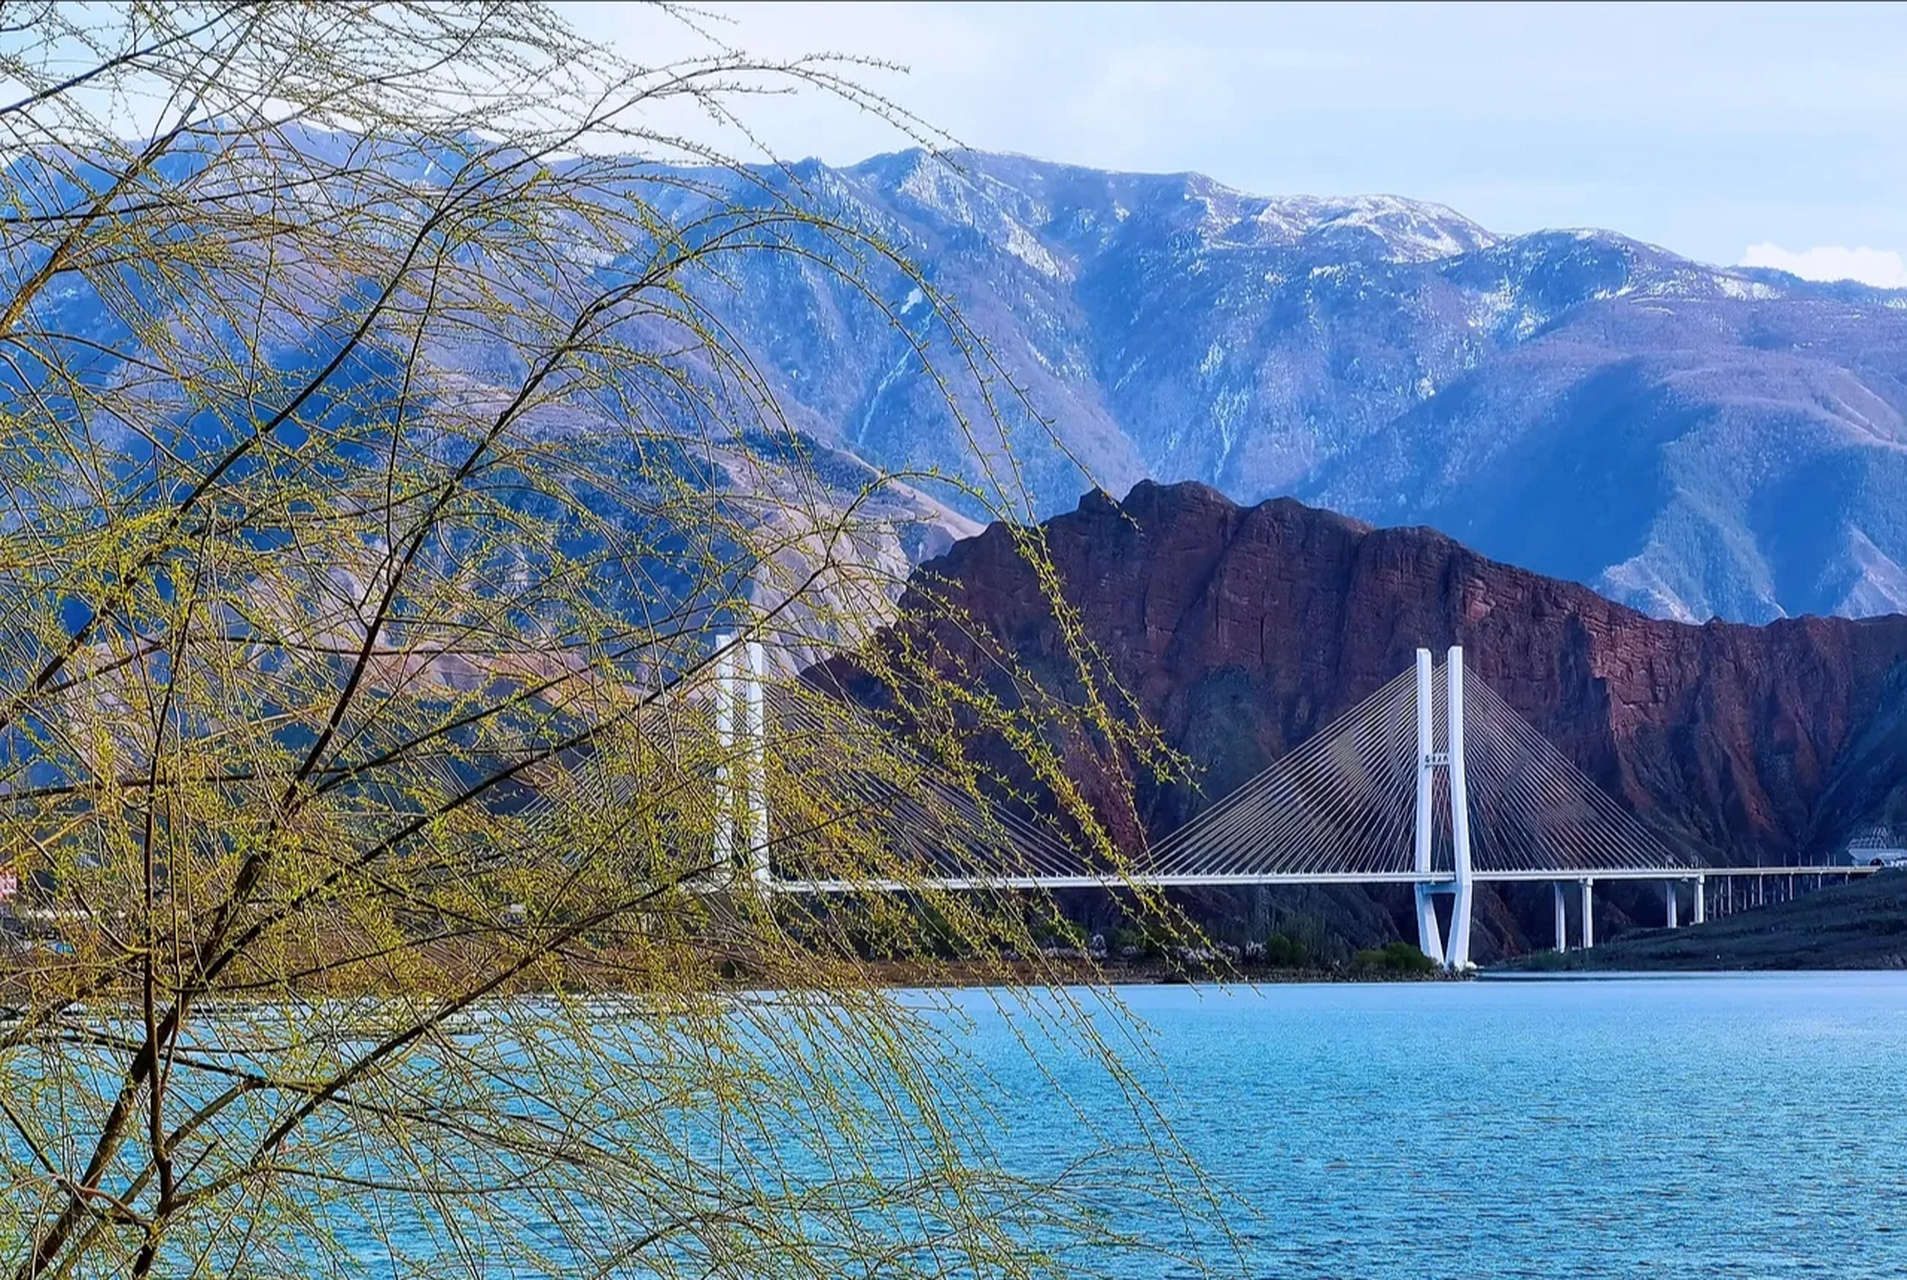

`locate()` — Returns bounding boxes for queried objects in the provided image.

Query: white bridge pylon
[710,635,771,888]
[1414,648,1471,972]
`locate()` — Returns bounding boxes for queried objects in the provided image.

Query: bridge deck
[773,866,1883,893]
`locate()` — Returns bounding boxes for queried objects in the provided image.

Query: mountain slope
[27,136,1907,624]
[1302,293,1907,622]
[663,149,1907,623]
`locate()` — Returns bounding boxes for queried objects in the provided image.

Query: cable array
[1147,670,1423,878]
[1459,673,1690,874]
[766,682,1086,883]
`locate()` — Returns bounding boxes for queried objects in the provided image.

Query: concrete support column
[745,639,770,885]
[1444,647,1475,971]
[1692,876,1707,925]
[1664,880,1679,929]
[1411,649,1445,965]
[713,635,735,874]
[1579,878,1595,950]
[1414,885,1446,968]
[1553,882,1568,952]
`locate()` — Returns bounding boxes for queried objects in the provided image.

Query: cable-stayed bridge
[700,643,1878,971]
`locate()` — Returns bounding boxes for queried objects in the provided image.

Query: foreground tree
[0,3,1208,1274]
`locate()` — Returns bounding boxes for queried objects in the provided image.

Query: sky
[561,1,1907,286]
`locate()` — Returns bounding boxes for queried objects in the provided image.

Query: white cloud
[1739,243,1907,289]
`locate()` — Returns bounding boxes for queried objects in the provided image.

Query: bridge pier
[713,634,735,872]
[1579,878,1595,949]
[1414,885,1446,967]
[1552,882,1567,951]
[1410,647,1475,971]
[1443,648,1475,971]
[1692,875,1706,925]
[711,634,772,886]
[1412,650,1445,966]
[745,639,771,885]
[1664,880,1679,929]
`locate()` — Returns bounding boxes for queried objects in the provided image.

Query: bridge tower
[713,635,735,873]
[1412,646,1476,972]
[711,633,772,886]
[744,638,770,884]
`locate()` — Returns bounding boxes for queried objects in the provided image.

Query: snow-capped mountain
[666,148,1907,624]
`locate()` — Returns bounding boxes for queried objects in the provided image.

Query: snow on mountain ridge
[695,148,1907,625]
[841,148,1498,267]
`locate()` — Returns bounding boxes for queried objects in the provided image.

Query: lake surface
[940,973,1907,1279]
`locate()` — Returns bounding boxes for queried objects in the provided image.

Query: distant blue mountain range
[659,148,1907,624]
[29,139,1907,625]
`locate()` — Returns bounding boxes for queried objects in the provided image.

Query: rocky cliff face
[889,480,1907,878]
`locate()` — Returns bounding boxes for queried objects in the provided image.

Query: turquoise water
[946,973,1907,1278]
[86,973,1901,1275]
